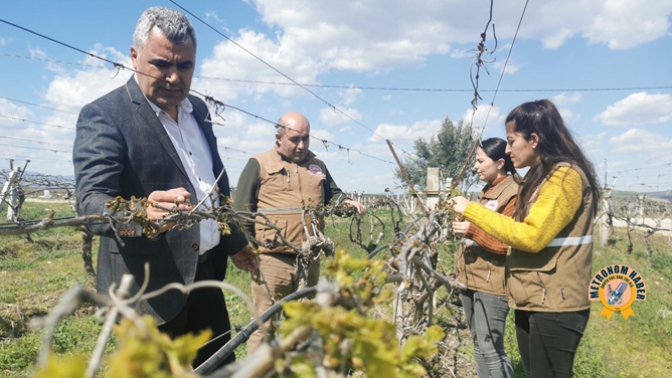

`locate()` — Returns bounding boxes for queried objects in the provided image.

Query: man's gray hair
[133,7,197,51]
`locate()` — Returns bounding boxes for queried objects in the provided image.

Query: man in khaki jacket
[235,111,366,352]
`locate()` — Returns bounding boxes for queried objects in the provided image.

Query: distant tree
[395,117,478,191]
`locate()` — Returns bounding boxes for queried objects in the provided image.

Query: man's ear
[529,133,540,149]
[275,133,282,144]
[130,46,139,69]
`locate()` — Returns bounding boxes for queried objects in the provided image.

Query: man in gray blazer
[73,7,256,367]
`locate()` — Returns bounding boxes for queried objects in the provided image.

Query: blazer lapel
[125,78,190,183]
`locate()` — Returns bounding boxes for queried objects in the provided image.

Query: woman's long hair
[505,99,600,218]
[480,137,521,183]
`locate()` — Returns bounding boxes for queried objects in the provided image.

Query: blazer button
[191,242,199,251]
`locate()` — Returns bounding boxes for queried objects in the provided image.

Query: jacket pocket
[105,236,162,255]
[257,219,288,248]
[508,248,560,273]
[264,164,290,191]
[507,248,561,307]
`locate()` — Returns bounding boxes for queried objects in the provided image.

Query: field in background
[1,202,671,377]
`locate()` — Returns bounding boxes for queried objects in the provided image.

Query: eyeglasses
[288,135,310,144]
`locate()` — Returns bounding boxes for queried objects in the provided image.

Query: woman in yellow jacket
[451,100,600,378]
[453,137,519,378]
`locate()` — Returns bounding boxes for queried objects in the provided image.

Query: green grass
[1,202,671,377]
[498,230,672,378]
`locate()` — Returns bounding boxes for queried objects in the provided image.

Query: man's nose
[165,70,180,84]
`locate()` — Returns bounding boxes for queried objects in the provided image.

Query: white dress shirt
[141,85,221,254]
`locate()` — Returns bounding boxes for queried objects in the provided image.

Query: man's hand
[147,188,192,233]
[230,246,258,273]
[452,221,471,237]
[344,199,367,218]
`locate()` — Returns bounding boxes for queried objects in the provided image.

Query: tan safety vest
[507,163,594,312]
[253,146,327,254]
[455,175,518,296]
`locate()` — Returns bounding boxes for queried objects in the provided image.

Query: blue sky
[1,0,671,194]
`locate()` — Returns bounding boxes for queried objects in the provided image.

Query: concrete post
[426,168,440,210]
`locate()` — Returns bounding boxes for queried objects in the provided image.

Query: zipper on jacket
[536,271,547,305]
[295,163,303,198]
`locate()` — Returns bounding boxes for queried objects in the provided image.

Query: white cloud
[559,108,580,125]
[493,61,520,75]
[576,131,607,161]
[593,92,672,126]
[310,128,335,142]
[583,0,672,49]
[382,94,392,101]
[205,11,224,23]
[341,86,363,106]
[44,45,132,111]
[608,128,672,154]
[29,47,46,59]
[461,104,501,130]
[368,119,442,142]
[552,92,582,105]
[191,0,672,106]
[0,37,7,46]
[245,122,274,139]
[0,98,34,124]
[319,106,362,127]
[521,0,672,50]
[246,0,672,76]
[198,30,327,101]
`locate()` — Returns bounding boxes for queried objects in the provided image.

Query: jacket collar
[481,175,517,200]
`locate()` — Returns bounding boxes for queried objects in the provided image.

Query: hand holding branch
[344,199,367,218]
[147,188,192,232]
[230,246,258,273]
[449,196,470,215]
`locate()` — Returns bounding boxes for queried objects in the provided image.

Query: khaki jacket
[455,175,518,296]
[507,163,594,312]
[253,146,327,254]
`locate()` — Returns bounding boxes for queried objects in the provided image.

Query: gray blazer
[73,77,247,324]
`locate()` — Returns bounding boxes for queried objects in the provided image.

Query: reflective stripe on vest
[461,238,479,247]
[258,207,303,213]
[546,235,593,248]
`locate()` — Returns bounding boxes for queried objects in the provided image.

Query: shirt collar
[134,75,193,117]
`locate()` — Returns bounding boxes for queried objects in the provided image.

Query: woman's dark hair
[480,137,520,181]
[505,99,600,218]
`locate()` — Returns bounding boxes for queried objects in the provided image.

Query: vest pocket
[257,219,288,249]
[508,248,560,307]
[265,167,291,191]
[508,248,560,272]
